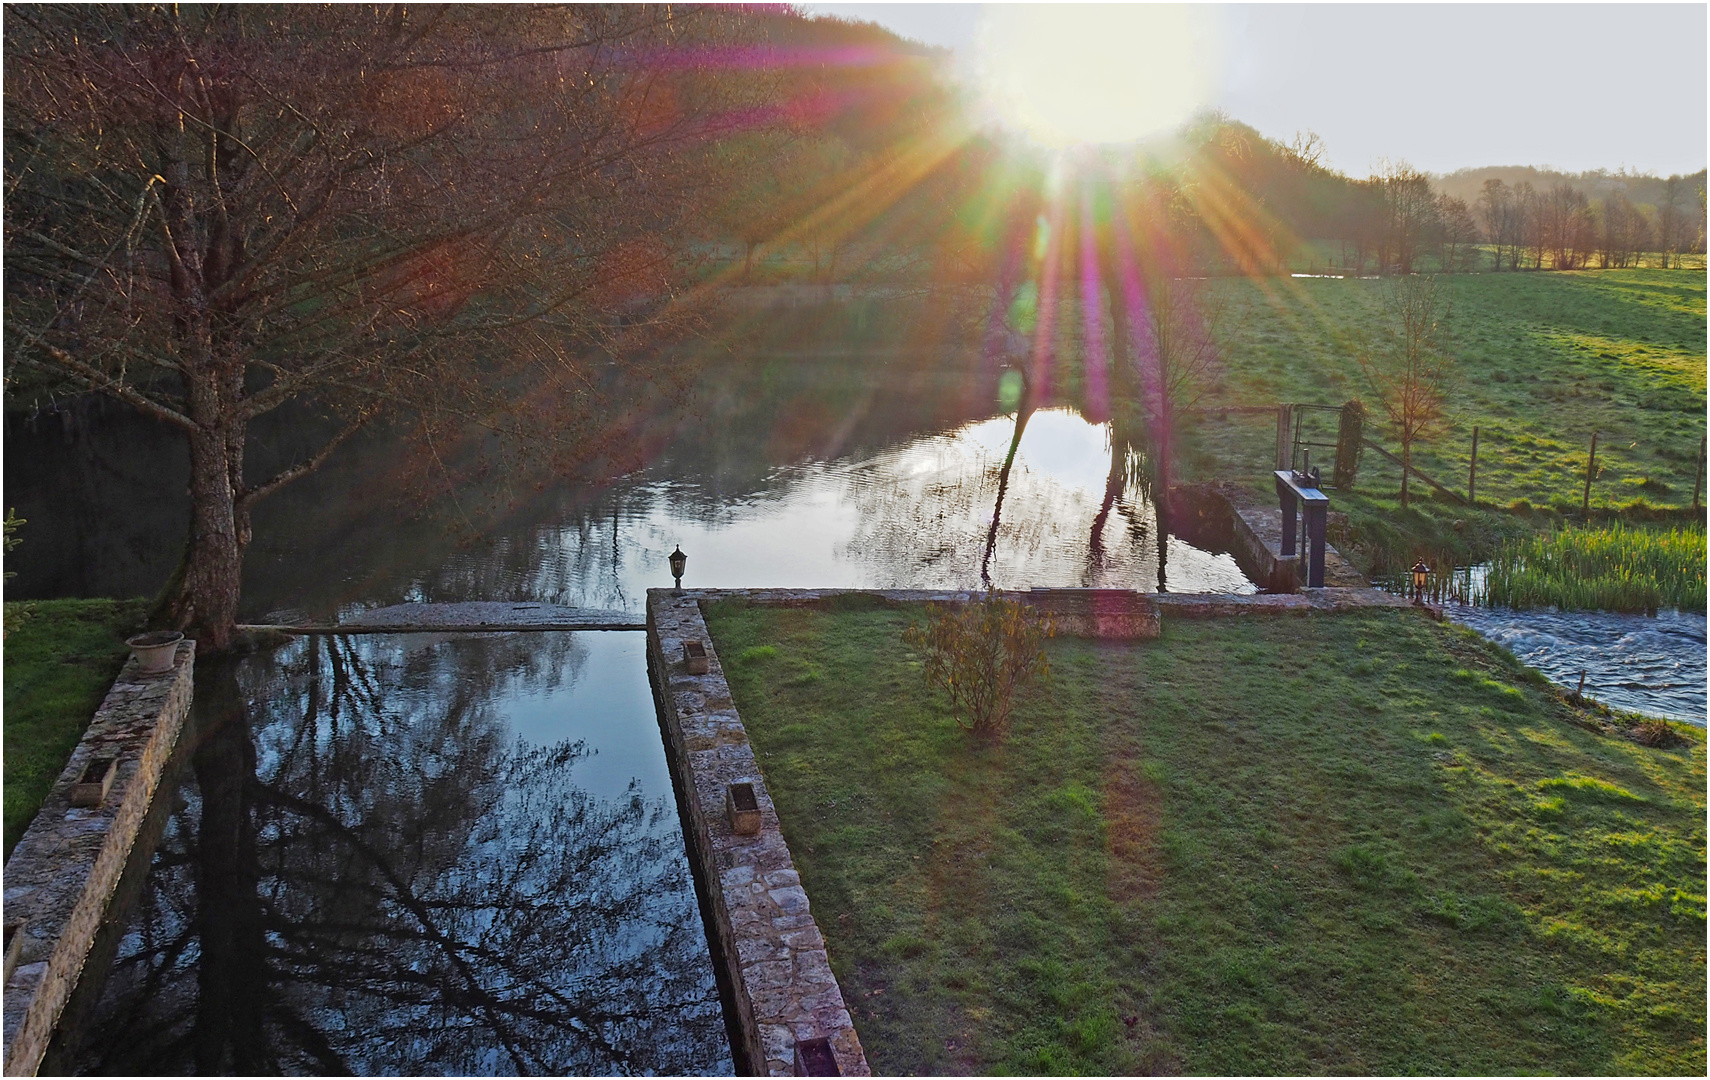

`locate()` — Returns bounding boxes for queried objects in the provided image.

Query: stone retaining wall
[2,642,194,1077]
[647,592,868,1078]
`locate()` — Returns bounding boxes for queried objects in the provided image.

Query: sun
[974,5,1220,149]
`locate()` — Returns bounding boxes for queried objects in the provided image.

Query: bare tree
[1516,182,1544,269]
[1656,175,1684,268]
[1357,276,1456,508]
[1436,195,1478,273]
[1375,160,1437,274]
[1123,273,1224,529]
[1476,178,1511,271]
[4,5,763,650]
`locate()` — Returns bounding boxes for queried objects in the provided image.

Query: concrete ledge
[237,600,645,634]
[648,592,869,1078]
[2,642,195,1077]
[1025,588,1160,639]
[669,587,1410,624]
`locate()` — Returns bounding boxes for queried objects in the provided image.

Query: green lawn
[706,599,1706,1075]
[1189,269,1707,516]
[3,598,147,859]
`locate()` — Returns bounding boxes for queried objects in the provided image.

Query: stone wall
[647,592,869,1078]
[1232,507,1367,590]
[2,642,194,1077]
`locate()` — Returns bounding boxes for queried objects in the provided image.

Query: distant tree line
[1468,171,1706,271]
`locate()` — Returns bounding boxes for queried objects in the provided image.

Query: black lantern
[1410,559,1431,602]
[669,545,687,593]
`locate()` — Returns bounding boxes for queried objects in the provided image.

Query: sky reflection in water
[74,632,730,1077]
[396,407,1252,622]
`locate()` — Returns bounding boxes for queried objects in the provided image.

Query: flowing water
[1443,606,1706,725]
[1377,566,1706,725]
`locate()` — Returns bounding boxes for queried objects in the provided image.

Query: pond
[7,327,1252,1074]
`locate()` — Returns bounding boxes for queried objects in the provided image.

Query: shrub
[902,592,1052,738]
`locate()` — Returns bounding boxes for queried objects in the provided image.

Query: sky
[800,3,1709,178]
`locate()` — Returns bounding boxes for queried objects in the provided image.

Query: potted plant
[125,630,184,675]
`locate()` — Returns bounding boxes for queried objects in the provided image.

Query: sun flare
[975,4,1220,148]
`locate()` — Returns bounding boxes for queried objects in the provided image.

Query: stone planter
[684,639,710,675]
[794,1036,840,1076]
[125,631,184,675]
[3,922,23,984]
[68,757,116,808]
[726,782,761,836]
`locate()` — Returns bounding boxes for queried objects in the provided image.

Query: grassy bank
[1481,524,1707,614]
[3,598,146,858]
[1190,269,1706,515]
[706,600,1705,1075]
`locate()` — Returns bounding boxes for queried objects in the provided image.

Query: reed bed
[1479,523,1706,614]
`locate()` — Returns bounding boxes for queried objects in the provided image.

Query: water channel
[8,317,1701,1073]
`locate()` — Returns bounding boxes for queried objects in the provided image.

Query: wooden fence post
[1468,426,1479,505]
[1582,431,1598,515]
[1693,434,1704,512]
[1275,404,1293,471]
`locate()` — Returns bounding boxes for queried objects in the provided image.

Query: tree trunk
[170,419,245,654]
[1400,436,1411,508]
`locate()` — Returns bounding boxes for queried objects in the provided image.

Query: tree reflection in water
[75,633,729,1076]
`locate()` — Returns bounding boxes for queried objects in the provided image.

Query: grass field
[1191,269,1707,518]
[706,599,1705,1076]
[2,598,146,858]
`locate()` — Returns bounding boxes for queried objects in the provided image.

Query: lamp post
[669,544,687,595]
[1410,559,1430,604]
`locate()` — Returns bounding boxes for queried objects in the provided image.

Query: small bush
[902,591,1052,739]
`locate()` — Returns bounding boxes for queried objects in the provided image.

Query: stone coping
[670,586,1412,617]
[237,600,644,634]
[2,642,195,1077]
[647,592,869,1078]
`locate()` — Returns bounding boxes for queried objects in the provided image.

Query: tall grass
[1479,523,1706,614]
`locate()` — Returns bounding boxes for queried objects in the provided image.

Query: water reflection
[397,407,1251,620]
[6,349,1249,624]
[74,633,729,1076]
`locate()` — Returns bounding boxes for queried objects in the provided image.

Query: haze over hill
[804,3,1708,179]
[1433,167,1708,215]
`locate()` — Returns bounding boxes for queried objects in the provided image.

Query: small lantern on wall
[1410,559,1431,603]
[669,545,687,594]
